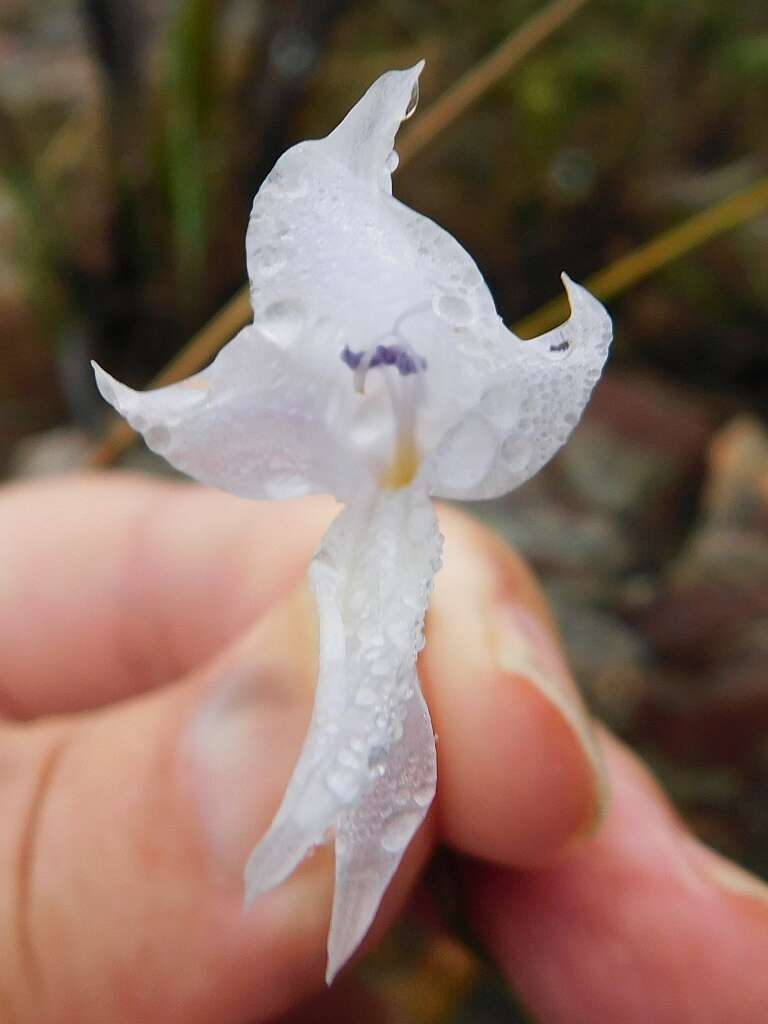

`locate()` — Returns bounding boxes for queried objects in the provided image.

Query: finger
[0,585,430,1024]
[0,474,334,717]
[0,503,605,1022]
[423,506,606,865]
[468,731,768,1024]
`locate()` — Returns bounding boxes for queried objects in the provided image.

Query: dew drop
[433,293,473,326]
[338,748,362,770]
[404,80,419,120]
[501,435,532,473]
[368,746,387,777]
[253,244,286,277]
[267,166,307,199]
[414,783,434,807]
[146,425,170,449]
[435,414,497,491]
[385,149,399,173]
[326,767,360,802]
[261,298,305,347]
[354,686,377,708]
[380,811,421,852]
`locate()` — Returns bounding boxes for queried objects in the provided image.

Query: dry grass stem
[516,175,768,338]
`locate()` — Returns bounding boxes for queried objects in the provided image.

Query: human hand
[0,475,765,1023]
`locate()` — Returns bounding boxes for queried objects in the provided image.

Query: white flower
[92,62,611,982]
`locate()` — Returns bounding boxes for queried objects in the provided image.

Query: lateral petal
[92,325,368,501]
[428,275,612,499]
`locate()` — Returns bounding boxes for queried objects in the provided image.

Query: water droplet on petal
[414,783,434,808]
[252,244,286,277]
[338,748,362,770]
[146,425,170,449]
[267,165,308,199]
[404,80,419,120]
[368,746,387,777]
[261,299,305,347]
[354,686,378,708]
[326,767,360,802]
[435,414,497,491]
[433,293,473,326]
[500,435,532,473]
[380,810,421,852]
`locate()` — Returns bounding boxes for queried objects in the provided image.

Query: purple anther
[341,346,364,370]
[340,342,428,378]
[373,345,398,367]
[395,350,417,374]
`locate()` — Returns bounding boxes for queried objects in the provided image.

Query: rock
[9,426,91,478]
[702,415,768,532]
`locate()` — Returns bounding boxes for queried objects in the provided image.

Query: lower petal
[244,482,442,981]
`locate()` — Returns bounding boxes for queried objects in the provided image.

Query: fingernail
[179,589,316,885]
[690,840,768,908]
[490,602,609,835]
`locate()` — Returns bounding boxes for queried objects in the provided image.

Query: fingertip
[466,730,768,1024]
[423,509,605,866]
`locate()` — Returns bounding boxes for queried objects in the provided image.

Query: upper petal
[427,275,612,499]
[245,63,511,456]
[324,61,424,186]
[92,325,369,501]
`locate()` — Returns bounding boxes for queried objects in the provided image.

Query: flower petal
[92,325,368,500]
[245,63,513,453]
[244,483,442,981]
[427,274,612,499]
[325,61,425,185]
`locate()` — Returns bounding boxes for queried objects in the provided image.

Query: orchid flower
[92,61,611,982]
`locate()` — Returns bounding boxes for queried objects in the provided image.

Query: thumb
[0,586,427,1024]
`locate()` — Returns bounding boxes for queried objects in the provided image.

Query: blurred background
[1,0,767,1019]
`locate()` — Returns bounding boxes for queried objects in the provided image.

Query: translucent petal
[245,63,513,456]
[325,60,425,186]
[244,483,441,981]
[92,325,369,501]
[427,275,612,500]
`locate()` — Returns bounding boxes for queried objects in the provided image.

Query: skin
[0,474,766,1023]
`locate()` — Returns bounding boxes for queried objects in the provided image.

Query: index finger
[0,474,335,718]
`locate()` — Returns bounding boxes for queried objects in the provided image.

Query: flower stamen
[341,340,427,489]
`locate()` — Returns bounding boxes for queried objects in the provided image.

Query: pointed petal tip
[560,271,612,330]
[91,360,121,411]
[243,847,278,906]
[242,867,272,912]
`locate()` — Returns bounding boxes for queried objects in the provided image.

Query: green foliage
[163,0,221,299]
